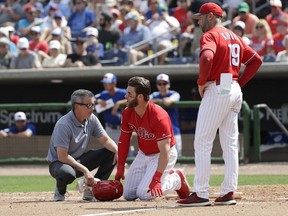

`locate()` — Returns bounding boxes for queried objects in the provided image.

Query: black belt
[106,123,120,130]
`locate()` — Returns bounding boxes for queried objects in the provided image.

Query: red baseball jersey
[120,101,175,155]
[197,26,257,85]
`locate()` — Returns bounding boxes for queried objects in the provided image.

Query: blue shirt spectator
[68,0,95,38]
[44,0,72,19]
[0,111,36,138]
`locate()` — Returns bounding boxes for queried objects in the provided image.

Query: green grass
[1,175,288,193]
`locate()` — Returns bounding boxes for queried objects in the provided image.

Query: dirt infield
[0,163,288,216]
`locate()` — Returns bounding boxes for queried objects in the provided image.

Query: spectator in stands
[17,4,44,37]
[98,12,121,52]
[273,18,288,55]
[67,0,95,38]
[10,37,42,69]
[49,28,72,55]
[144,0,164,21]
[117,11,152,65]
[42,4,61,31]
[145,4,180,65]
[0,0,25,26]
[276,34,288,62]
[173,0,192,34]
[173,0,194,56]
[35,2,45,18]
[0,37,15,69]
[84,27,104,59]
[150,73,182,156]
[42,40,67,68]
[232,20,251,45]
[0,111,36,138]
[29,26,50,61]
[119,0,142,23]
[5,25,19,45]
[250,19,275,59]
[44,0,72,19]
[94,73,126,143]
[232,2,259,38]
[118,4,130,32]
[63,37,101,67]
[265,0,288,35]
[110,8,123,31]
[0,27,18,56]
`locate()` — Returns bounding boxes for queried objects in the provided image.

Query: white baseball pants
[193,81,242,199]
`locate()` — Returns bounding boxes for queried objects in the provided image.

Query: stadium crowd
[0,0,287,68]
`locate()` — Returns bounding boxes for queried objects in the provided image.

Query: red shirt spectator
[265,0,288,35]
[250,19,274,57]
[273,20,288,54]
[173,0,191,33]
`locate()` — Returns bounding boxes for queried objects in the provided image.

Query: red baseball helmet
[92,180,123,201]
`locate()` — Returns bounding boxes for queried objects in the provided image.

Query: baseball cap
[124,11,138,21]
[234,20,246,30]
[101,73,117,83]
[5,26,15,32]
[35,2,44,12]
[156,73,170,83]
[0,37,9,45]
[54,11,63,19]
[192,2,223,19]
[23,4,36,12]
[270,0,282,8]
[0,27,9,38]
[86,27,98,37]
[17,37,29,49]
[14,112,27,121]
[31,26,41,33]
[49,40,61,49]
[52,28,62,36]
[238,2,249,13]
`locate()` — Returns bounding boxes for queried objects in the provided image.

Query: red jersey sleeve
[117,108,133,168]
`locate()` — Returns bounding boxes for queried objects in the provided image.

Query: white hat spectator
[0,27,9,38]
[101,73,117,83]
[17,37,29,49]
[86,27,98,37]
[124,11,138,21]
[0,37,10,45]
[49,40,61,49]
[52,28,62,36]
[156,73,170,83]
[270,0,282,7]
[234,21,246,30]
[5,26,15,33]
[14,112,27,121]
[31,26,41,33]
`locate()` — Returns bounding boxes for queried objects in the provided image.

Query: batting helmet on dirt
[92,180,123,201]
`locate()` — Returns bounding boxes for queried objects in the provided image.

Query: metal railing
[253,104,288,162]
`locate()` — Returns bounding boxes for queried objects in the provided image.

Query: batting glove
[115,165,125,181]
[148,171,163,197]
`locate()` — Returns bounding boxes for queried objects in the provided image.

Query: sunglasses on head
[157,82,168,86]
[256,25,264,29]
[75,102,94,109]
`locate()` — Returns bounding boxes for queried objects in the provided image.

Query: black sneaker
[177,192,211,207]
[214,192,236,205]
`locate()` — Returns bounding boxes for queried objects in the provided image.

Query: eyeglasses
[75,102,94,109]
[256,25,264,29]
[157,82,168,86]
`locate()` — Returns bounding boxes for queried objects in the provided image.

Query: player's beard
[127,97,138,108]
[201,16,210,33]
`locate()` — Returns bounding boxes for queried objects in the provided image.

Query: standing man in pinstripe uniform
[177,3,262,207]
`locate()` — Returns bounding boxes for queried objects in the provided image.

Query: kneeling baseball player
[115,76,190,200]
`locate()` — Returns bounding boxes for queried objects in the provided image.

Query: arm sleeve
[197,49,214,85]
[117,132,132,167]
